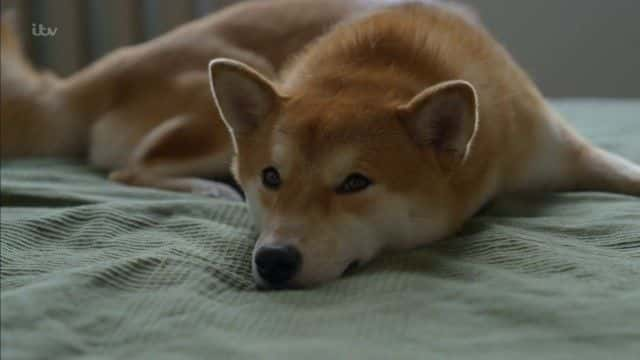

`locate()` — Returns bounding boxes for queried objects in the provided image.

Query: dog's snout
[255,245,302,287]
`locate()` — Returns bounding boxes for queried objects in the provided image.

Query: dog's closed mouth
[342,260,361,276]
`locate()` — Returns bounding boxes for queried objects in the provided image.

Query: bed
[1,100,639,359]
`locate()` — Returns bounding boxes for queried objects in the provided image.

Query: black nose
[255,245,302,287]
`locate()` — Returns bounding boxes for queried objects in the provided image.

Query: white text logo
[32,23,58,37]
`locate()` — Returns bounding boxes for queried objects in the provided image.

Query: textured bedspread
[1,100,639,359]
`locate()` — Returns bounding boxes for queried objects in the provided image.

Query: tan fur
[1,0,383,193]
[210,2,640,288]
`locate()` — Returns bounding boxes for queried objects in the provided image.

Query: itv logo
[32,23,58,37]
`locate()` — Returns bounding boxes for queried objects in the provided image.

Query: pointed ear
[208,58,280,138]
[398,80,479,164]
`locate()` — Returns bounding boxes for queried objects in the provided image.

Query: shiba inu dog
[0,0,382,198]
[209,2,640,288]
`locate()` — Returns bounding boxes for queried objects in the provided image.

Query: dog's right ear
[209,58,280,139]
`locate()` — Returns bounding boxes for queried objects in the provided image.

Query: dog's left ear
[209,58,280,140]
[398,80,479,164]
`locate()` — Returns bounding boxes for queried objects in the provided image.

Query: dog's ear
[398,80,479,164]
[209,58,280,139]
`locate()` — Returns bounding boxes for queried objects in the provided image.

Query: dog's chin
[252,275,303,291]
[255,281,303,291]
[251,264,303,291]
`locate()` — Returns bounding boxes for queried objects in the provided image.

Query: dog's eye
[336,173,372,194]
[262,166,281,190]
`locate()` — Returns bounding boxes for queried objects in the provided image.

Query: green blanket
[1,100,639,360]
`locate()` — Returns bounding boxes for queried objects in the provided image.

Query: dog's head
[209,59,478,289]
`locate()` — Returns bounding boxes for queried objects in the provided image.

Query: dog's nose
[255,245,302,287]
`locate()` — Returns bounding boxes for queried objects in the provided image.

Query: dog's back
[0,0,372,175]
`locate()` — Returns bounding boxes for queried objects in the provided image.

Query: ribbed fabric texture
[1,100,639,360]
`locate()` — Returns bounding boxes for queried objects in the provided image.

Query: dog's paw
[108,169,139,185]
[108,169,243,201]
[191,181,243,202]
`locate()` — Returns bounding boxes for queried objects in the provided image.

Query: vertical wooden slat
[87,0,141,60]
[16,0,32,53]
[106,0,141,46]
[143,0,193,39]
[194,0,236,17]
[10,0,223,74]
[1,0,17,11]
[193,0,214,17]
[1,0,32,58]
[30,0,88,75]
